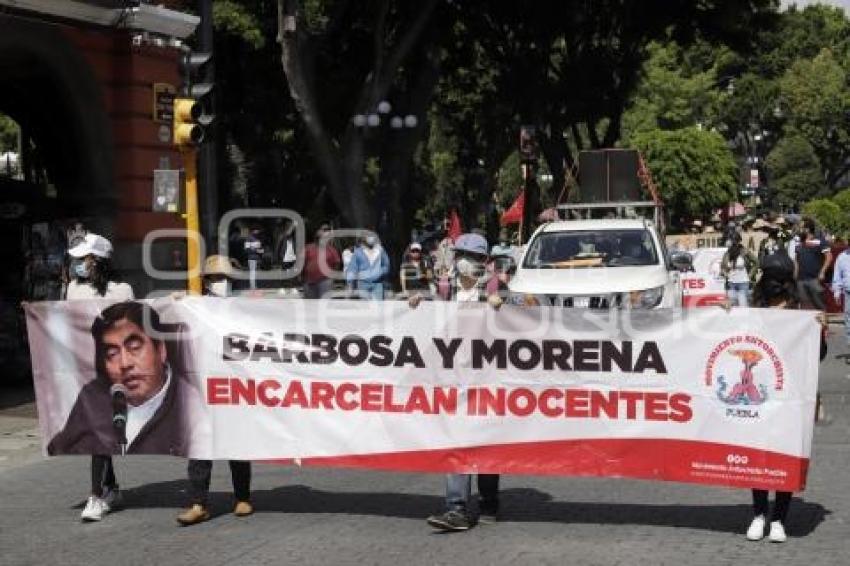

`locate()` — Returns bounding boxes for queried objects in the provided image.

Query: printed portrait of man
[47,301,189,455]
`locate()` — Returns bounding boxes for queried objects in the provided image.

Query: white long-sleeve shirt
[832,249,850,294]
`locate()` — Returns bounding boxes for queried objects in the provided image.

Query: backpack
[759,248,794,283]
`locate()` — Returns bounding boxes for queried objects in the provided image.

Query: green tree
[831,187,850,213]
[779,47,850,191]
[622,41,726,141]
[765,132,823,207]
[631,127,737,221]
[802,198,848,234]
[0,114,18,153]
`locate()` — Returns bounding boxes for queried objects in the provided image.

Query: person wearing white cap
[65,233,134,522]
[399,242,434,297]
[66,234,133,301]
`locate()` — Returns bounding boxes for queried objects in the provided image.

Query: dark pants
[91,455,116,497]
[303,279,333,299]
[797,278,825,310]
[478,474,500,512]
[188,459,251,506]
[752,489,792,524]
[446,473,500,513]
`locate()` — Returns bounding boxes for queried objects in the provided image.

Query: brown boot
[233,501,254,517]
[177,504,210,526]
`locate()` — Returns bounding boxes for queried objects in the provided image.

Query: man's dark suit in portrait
[48,301,187,456]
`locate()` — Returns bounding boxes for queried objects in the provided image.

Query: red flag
[447,209,463,242]
[500,190,525,225]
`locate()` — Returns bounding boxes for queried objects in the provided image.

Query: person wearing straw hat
[176,254,252,525]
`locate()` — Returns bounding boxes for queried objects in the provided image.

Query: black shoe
[478,499,499,525]
[426,510,472,532]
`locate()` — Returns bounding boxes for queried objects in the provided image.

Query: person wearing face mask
[201,254,235,297]
[177,254,253,525]
[490,228,513,257]
[399,242,434,298]
[410,232,506,532]
[345,233,390,300]
[63,233,134,522]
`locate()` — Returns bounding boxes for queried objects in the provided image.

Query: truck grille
[545,295,614,309]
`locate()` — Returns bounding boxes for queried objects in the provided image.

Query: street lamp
[352,107,419,132]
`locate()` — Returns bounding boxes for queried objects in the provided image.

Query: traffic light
[173,98,204,147]
[173,50,214,149]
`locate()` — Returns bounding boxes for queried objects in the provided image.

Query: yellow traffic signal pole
[182,148,202,295]
[174,97,204,295]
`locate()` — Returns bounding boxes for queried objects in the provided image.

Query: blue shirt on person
[345,244,390,285]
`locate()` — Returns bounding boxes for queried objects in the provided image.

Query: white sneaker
[102,487,122,511]
[80,496,108,522]
[746,515,766,541]
[769,521,787,543]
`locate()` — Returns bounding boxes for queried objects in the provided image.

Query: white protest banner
[682,248,728,308]
[25,298,819,491]
[667,232,766,252]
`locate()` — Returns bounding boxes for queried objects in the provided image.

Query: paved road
[1,332,849,566]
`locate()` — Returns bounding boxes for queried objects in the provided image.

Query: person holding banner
[60,233,133,522]
[177,255,253,526]
[410,232,505,532]
[743,274,826,542]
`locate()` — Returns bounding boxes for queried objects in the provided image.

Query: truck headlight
[627,286,664,309]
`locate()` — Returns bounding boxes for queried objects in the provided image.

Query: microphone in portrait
[110,383,128,452]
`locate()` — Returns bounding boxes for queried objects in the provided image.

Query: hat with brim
[203,255,236,277]
[68,233,113,258]
[453,233,489,256]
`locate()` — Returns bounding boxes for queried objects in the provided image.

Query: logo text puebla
[703,335,785,419]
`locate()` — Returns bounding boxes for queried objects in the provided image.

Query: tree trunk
[277,0,440,228]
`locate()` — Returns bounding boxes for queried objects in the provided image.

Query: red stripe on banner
[297,438,808,491]
[683,294,727,308]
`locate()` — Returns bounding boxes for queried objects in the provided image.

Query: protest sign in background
[667,232,767,252]
[26,298,819,491]
[682,248,728,308]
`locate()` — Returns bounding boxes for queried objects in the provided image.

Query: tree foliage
[802,198,848,235]
[622,41,726,141]
[0,114,17,153]
[765,132,823,206]
[779,48,850,190]
[631,127,738,221]
[189,0,783,249]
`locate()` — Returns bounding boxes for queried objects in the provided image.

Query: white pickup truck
[509,210,682,309]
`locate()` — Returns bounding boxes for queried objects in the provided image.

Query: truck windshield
[522,229,659,268]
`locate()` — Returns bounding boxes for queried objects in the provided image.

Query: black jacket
[47,371,186,456]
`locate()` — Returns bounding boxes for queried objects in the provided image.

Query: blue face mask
[73,261,90,279]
